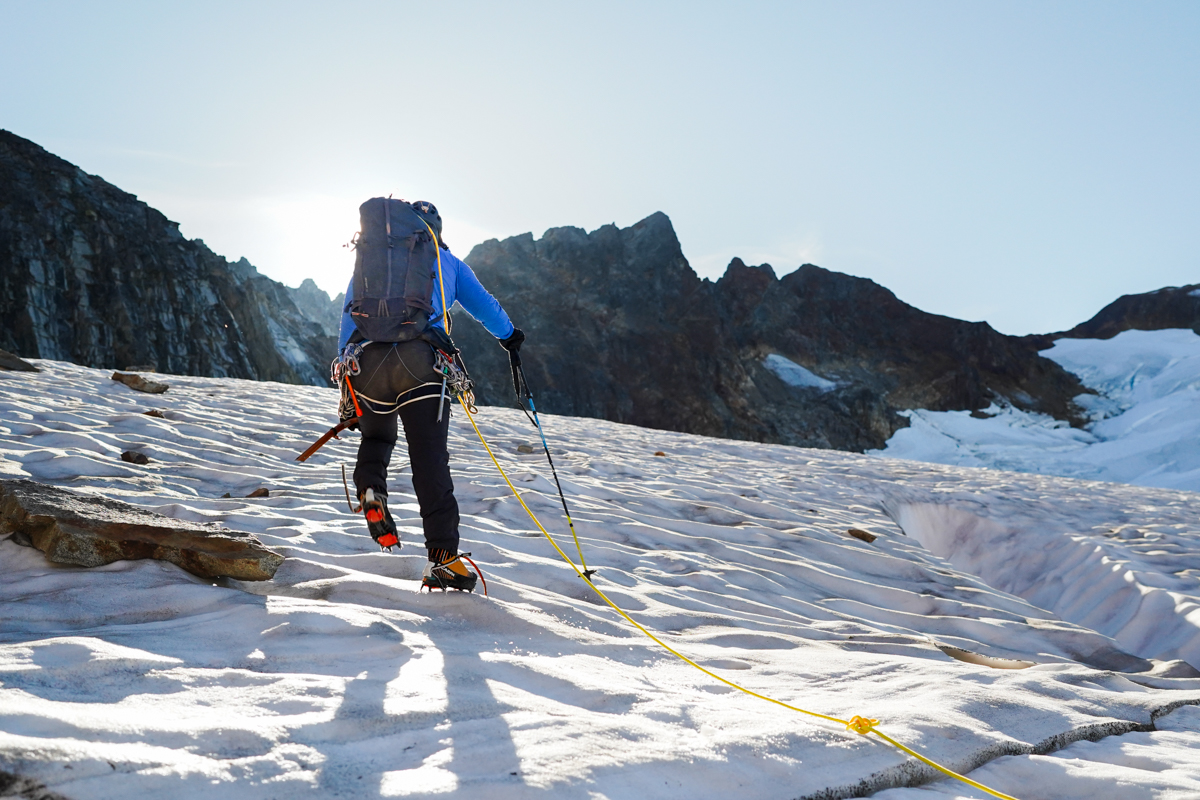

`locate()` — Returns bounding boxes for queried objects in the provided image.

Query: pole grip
[509,350,522,400]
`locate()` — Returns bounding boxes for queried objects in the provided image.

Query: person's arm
[337,277,355,353]
[445,251,515,339]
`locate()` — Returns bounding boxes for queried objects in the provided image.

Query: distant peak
[722,258,776,280]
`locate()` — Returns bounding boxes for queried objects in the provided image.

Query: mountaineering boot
[422,548,478,592]
[361,489,400,550]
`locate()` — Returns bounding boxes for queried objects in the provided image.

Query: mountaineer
[331,198,524,592]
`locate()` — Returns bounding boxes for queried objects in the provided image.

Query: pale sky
[2,1,1197,334]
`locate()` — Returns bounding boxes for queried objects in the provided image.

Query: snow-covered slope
[872,329,1200,492]
[3,361,1200,799]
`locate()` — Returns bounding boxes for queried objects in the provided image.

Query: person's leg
[350,343,407,500]
[398,389,459,555]
[353,406,398,499]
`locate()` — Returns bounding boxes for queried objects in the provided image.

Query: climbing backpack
[348,197,440,343]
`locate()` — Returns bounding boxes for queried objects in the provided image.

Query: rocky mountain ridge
[453,214,1088,451]
[4,130,1191,452]
[0,130,337,385]
[1024,282,1200,350]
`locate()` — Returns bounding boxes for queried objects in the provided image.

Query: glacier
[872,329,1200,493]
[2,358,1200,799]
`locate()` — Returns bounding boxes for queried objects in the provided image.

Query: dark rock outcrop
[0,478,284,581]
[717,259,1088,449]
[0,130,334,384]
[455,214,746,440]
[1026,283,1200,349]
[453,214,1088,451]
[0,347,37,371]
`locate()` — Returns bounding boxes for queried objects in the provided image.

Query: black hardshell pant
[350,341,459,554]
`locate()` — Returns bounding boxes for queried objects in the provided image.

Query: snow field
[3,360,1200,799]
[872,329,1200,492]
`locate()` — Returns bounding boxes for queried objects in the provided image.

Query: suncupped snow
[2,360,1200,799]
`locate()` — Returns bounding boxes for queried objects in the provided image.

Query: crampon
[422,550,487,595]
[361,488,400,551]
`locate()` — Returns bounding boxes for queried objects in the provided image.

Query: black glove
[500,328,525,353]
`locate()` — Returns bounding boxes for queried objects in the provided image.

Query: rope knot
[846,715,878,735]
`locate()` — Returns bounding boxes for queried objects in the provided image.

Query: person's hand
[500,328,525,353]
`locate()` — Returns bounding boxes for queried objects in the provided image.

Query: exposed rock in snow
[110,371,168,394]
[0,348,38,372]
[0,478,283,580]
[1031,281,1200,343]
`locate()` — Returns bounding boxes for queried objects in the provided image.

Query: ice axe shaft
[296,416,361,462]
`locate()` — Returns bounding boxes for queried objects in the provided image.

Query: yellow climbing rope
[457,396,1020,800]
[421,210,1014,797]
[420,217,451,335]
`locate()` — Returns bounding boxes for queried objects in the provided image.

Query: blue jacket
[338,247,515,353]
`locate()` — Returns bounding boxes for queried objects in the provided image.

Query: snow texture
[3,360,1200,799]
[763,354,837,391]
[877,703,1200,799]
[872,329,1200,492]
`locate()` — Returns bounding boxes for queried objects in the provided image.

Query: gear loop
[330,341,367,385]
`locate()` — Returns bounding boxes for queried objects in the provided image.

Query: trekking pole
[508,348,595,580]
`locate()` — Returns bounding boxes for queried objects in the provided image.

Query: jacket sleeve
[337,278,355,353]
[446,251,515,339]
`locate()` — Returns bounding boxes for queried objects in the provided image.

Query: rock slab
[0,479,284,581]
[0,348,38,372]
[111,371,169,394]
